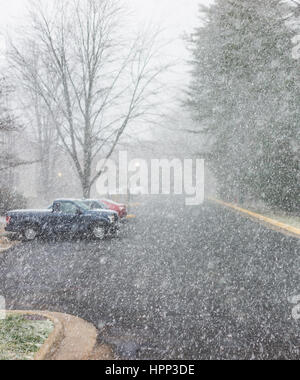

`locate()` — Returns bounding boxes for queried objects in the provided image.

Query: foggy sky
[0,0,213,64]
[0,0,213,140]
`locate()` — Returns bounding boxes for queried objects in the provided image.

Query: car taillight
[6,216,11,225]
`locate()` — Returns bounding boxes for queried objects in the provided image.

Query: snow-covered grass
[0,221,11,251]
[0,219,18,251]
[0,221,9,252]
[242,202,300,229]
[260,213,300,229]
[0,315,53,360]
[0,218,5,234]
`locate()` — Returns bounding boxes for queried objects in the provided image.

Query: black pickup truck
[5,199,119,241]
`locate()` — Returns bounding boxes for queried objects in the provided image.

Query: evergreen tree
[186,0,300,211]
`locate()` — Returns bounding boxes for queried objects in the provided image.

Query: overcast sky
[0,0,213,63]
[0,0,211,29]
[0,0,213,139]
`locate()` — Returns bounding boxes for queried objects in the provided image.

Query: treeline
[186,0,300,211]
[8,0,167,199]
[0,79,17,173]
[0,79,27,213]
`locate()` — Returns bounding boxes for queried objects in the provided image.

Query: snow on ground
[243,202,300,229]
[1,198,300,360]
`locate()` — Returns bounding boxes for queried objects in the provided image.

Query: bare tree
[9,0,169,197]
[12,44,61,200]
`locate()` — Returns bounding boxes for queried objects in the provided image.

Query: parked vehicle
[100,199,128,219]
[5,199,119,241]
[81,199,121,230]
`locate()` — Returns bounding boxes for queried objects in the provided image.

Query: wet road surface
[0,198,299,359]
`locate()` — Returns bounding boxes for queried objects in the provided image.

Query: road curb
[5,311,99,360]
[126,214,136,219]
[209,198,300,238]
[0,246,12,254]
[128,203,142,207]
[0,238,18,254]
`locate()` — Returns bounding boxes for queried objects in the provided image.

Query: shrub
[0,187,27,215]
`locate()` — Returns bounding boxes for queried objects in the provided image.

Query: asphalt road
[0,198,300,360]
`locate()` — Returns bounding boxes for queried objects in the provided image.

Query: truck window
[92,202,101,209]
[60,202,79,215]
[53,203,61,213]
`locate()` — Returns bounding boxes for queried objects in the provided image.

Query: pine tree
[186,0,300,210]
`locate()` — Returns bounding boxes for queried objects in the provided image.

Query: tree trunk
[82,176,91,199]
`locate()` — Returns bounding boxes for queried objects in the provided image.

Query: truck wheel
[112,226,120,238]
[92,225,106,240]
[23,227,38,242]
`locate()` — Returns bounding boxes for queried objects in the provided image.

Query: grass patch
[0,315,53,360]
[0,222,9,250]
[244,205,300,229]
[0,238,12,253]
[261,213,300,229]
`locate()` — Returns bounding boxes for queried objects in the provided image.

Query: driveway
[0,197,299,359]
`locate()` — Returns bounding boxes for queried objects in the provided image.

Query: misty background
[0,0,213,207]
[0,0,299,213]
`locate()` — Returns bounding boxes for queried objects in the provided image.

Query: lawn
[261,212,300,229]
[242,203,300,229]
[0,221,7,251]
[0,315,53,360]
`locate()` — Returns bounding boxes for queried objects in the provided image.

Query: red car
[100,199,128,219]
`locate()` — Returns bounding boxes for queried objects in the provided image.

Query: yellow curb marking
[126,214,136,219]
[209,198,300,238]
[128,203,142,207]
